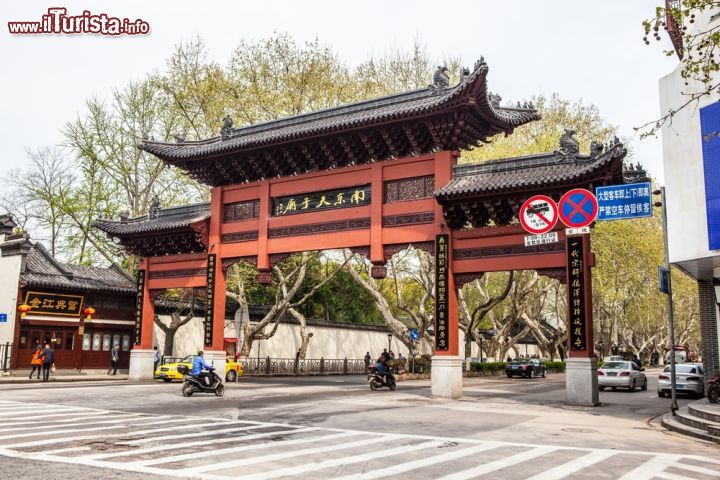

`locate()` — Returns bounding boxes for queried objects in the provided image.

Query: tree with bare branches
[343,247,435,352]
[458,272,514,359]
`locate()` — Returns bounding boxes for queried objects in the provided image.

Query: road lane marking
[3,434,116,449]
[134,430,356,466]
[210,440,446,480]
[524,450,616,480]
[88,427,325,462]
[0,411,128,426]
[0,414,163,433]
[122,424,268,445]
[435,446,558,480]
[42,447,92,455]
[329,441,503,480]
[0,407,88,417]
[115,419,236,438]
[617,455,680,480]
[673,462,720,477]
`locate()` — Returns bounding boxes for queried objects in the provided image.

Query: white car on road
[657,364,704,398]
[598,361,647,392]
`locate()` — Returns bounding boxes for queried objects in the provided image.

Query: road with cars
[0,370,717,479]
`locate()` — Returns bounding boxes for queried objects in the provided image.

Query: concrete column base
[565,357,600,406]
[431,355,463,399]
[129,349,155,381]
[204,351,227,381]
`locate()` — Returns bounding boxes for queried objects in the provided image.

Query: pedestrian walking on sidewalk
[29,346,43,380]
[41,344,55,382]
[108,344,120,375]
[153,346,160,373]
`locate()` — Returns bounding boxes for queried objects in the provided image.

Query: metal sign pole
[659,187,678,414]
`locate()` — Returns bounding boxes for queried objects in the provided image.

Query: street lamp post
[387,333,392,353]
[655,187,678,415]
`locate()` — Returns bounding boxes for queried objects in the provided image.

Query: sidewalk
[0,372,128,384]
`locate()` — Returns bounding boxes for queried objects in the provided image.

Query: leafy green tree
[464,94,617,163]
[640,0,720,136]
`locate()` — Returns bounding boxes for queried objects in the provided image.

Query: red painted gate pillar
[129,259,156,380]
[565,234,599,406]
[205,187,228,374]
[431,151,463,398]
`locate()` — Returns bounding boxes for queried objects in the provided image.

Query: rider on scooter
[191,351,215,387]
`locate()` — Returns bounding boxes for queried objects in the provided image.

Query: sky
[0,1,675,183]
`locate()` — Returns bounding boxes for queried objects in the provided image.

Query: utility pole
[655,187,678,415]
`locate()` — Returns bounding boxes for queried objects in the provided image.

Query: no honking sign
[519,195,558,234]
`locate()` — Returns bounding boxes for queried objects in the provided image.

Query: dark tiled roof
[0,213,16,234]
[435,141,627,201]
[141,61,539,163]
[14,241,135,294]
[95,202,209,237]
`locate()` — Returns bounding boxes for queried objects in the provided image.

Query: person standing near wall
[108,344,119,375]
[41,343,55,382]
[29,346,43,380]
[364,352,371,371]
[153,346,160,373]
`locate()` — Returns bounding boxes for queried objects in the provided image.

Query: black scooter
[368,366,396,391]
[177,364,224,397]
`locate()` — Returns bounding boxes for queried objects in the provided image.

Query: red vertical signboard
[434,234,449,350]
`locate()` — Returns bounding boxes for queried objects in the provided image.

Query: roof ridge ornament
[488,92,502,108]
[474,56,486,71]
[555,128,579,157]
[148,195,161,219]
[220,114,233,141]
[431,66,450,89]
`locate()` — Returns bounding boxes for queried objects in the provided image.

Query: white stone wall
[152,314,540,361]
[0,244,23,346]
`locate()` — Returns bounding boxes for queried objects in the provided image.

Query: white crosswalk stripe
[0,400,717,480]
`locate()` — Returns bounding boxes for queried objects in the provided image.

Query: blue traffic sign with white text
[596,182,652,221]
[0,314,6,323]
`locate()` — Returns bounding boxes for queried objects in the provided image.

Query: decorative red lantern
[17,304,31,319]
[83,306,96,321]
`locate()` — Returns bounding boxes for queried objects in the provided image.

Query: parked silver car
[658,364,704,398]
[598,361,647,391]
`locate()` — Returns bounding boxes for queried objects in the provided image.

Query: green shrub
[410,356,430,373]
[544,361,566,372]
[469,362,506,374]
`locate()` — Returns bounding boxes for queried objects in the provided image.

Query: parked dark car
[506,359,547,379]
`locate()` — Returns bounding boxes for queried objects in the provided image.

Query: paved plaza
[0,374,717,479]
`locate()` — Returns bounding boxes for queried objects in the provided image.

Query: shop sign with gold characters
[272,185,371,216]
[24,292,83,317]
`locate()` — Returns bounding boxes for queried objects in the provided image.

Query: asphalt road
[0,371,717,479]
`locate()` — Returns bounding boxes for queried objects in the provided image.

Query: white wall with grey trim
[152,314,539,361]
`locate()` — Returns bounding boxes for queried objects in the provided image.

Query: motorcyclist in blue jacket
[191,351,215,387]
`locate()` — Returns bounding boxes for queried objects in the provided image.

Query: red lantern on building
[17,304,31,319]
[83,306,96,321]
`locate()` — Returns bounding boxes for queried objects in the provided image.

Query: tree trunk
[163,330,175,357]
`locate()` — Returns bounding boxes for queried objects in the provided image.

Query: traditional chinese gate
[97,61,627,403]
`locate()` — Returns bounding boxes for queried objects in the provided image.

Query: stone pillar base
[431,355,463,399]
[129,349,155,381]
[204,350,227,381]
[565,357,600,406]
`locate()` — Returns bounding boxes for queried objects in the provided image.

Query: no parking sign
[558,189,598,228]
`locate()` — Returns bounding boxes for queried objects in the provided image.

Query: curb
[0,377,128,384]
